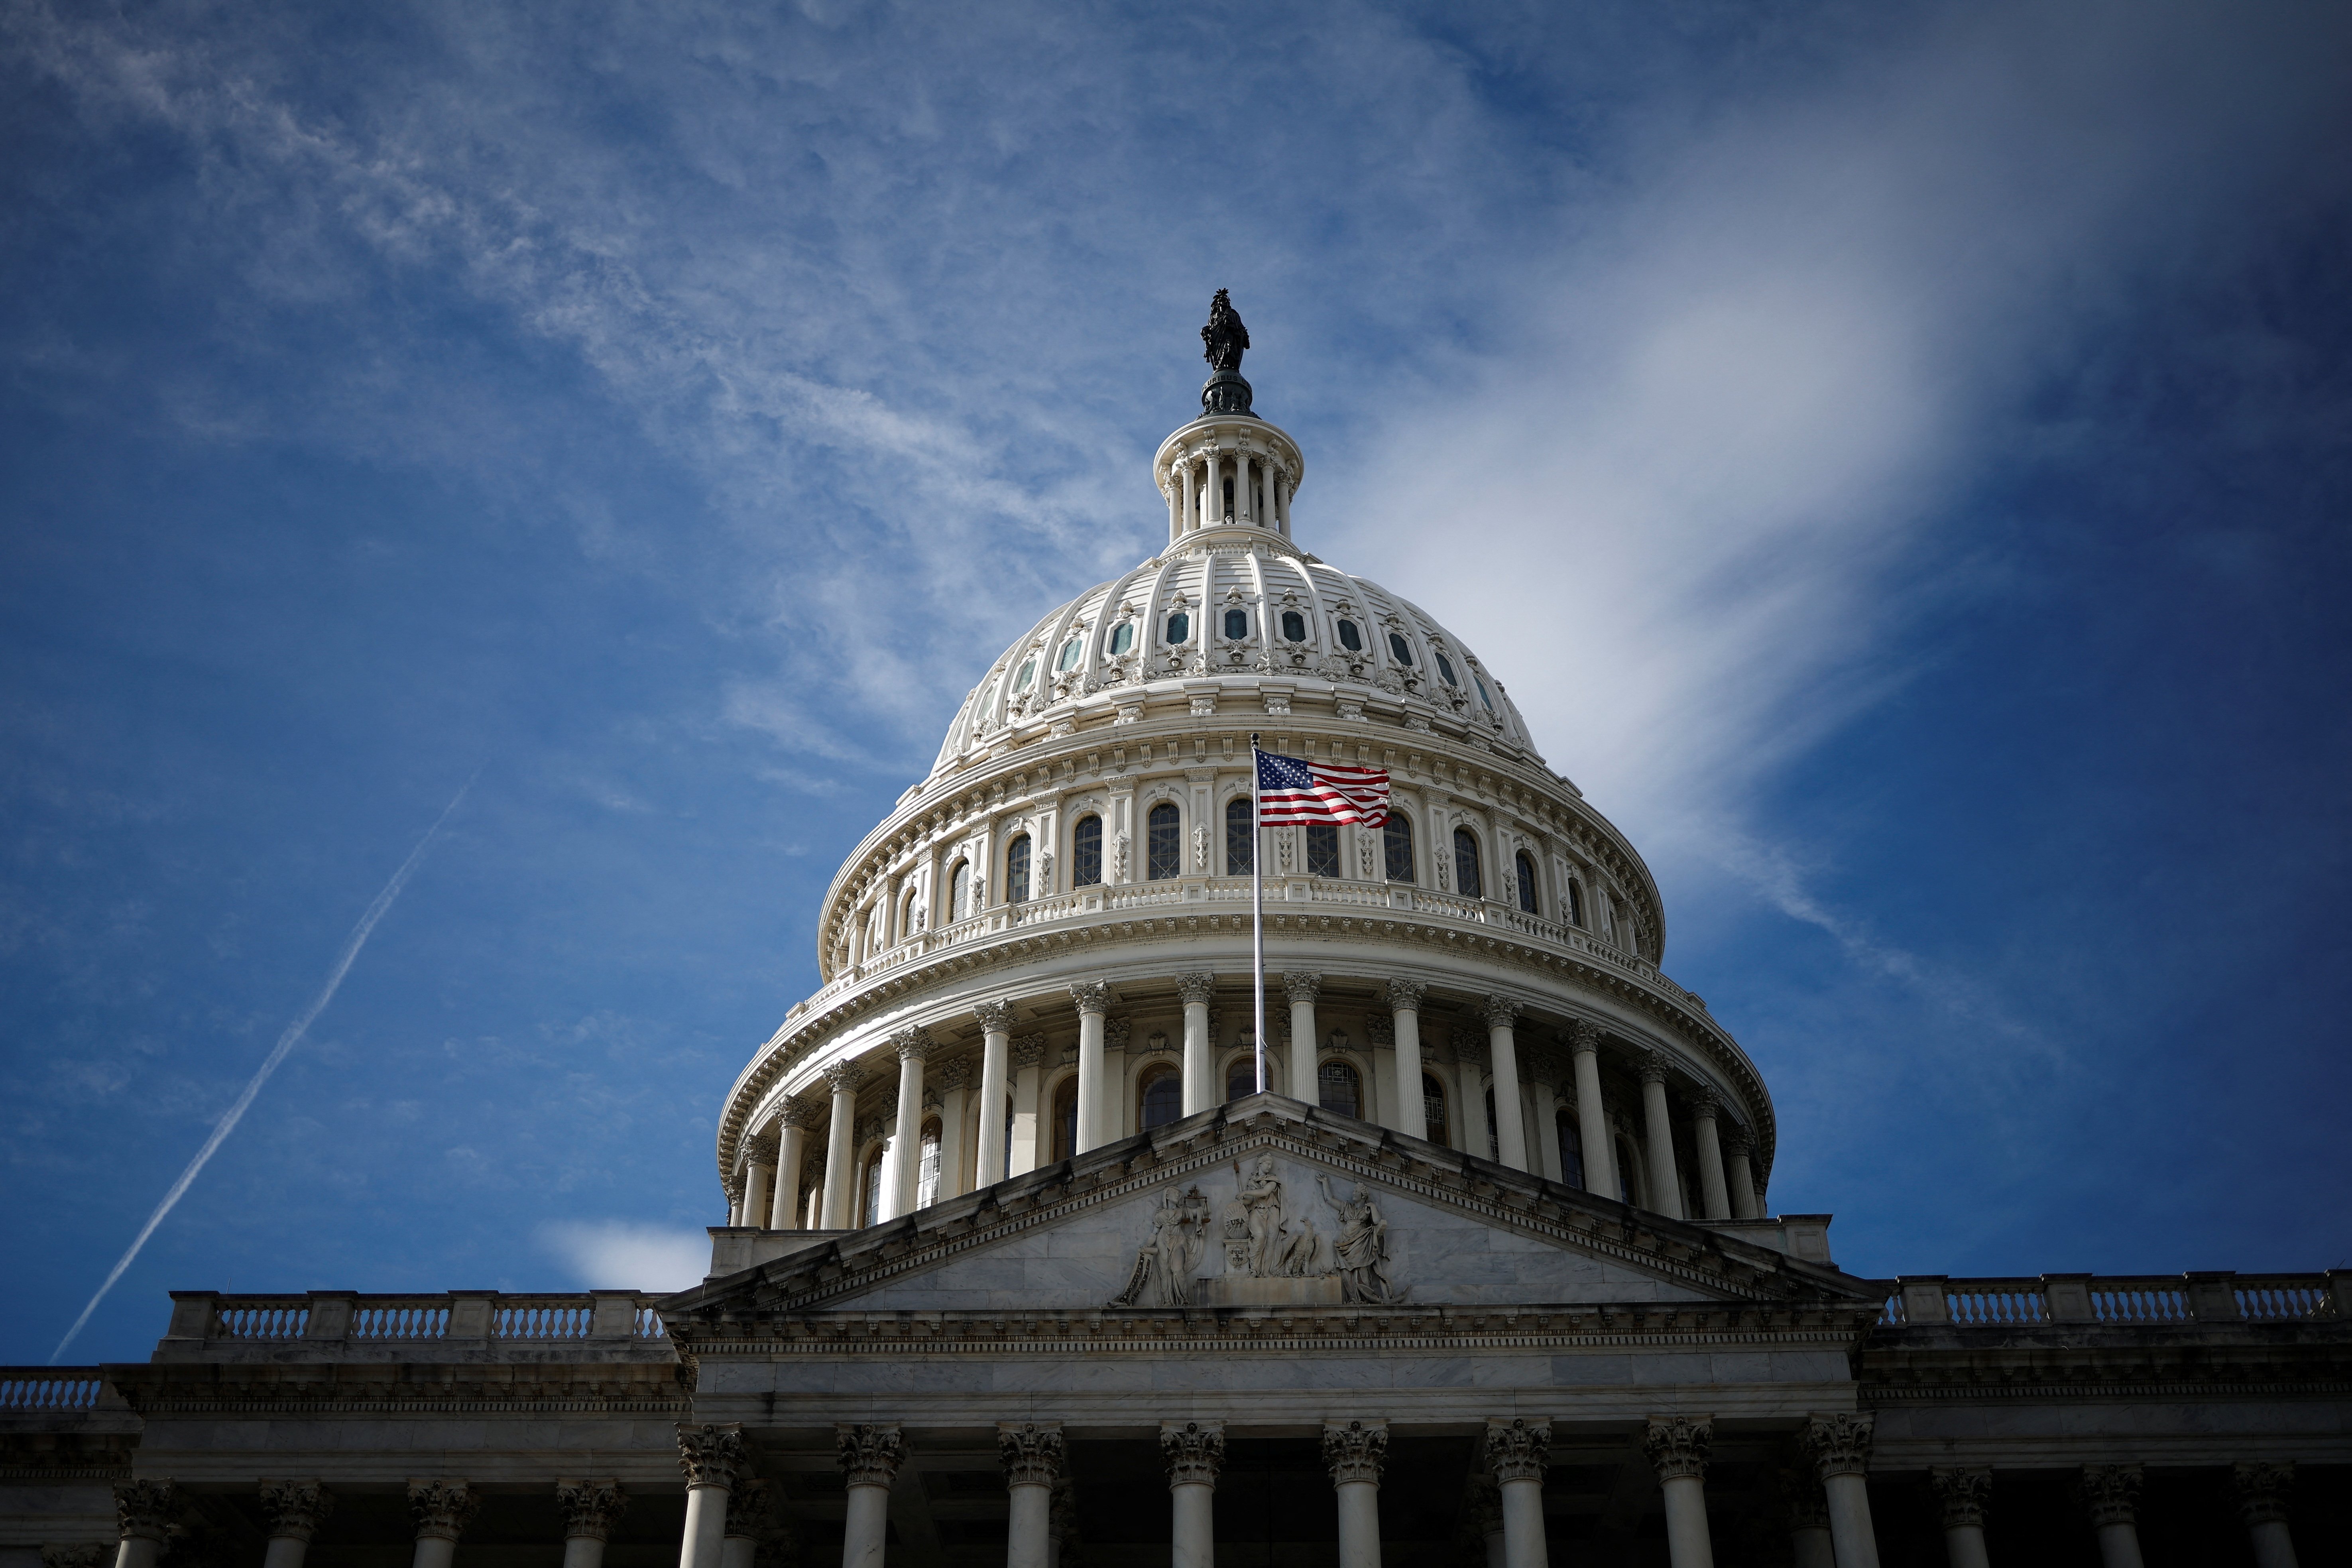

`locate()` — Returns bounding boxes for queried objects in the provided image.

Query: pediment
[665,1097,1877,1325]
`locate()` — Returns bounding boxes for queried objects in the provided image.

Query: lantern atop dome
[1200,287,1254,417]
[1157,291,1303,547]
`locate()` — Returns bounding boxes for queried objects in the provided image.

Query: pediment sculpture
[1113,1157,1402,1308]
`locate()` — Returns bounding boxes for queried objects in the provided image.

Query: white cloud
[538,1220,711,1292]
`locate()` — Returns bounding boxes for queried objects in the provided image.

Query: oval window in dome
[1337,619,1363,652]
[1436,653,1459,686]
[1224,608,1249,639]
[1058,637,1083,672]
[1387,632,1414,667]
[1165,612,1189,645]
[1281,610,1307,643]
[1109,622,1134,656]
[1475,675,1494,710]
[1013,659,1035,693]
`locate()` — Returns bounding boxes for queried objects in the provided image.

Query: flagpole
[1250,732,1266,1096]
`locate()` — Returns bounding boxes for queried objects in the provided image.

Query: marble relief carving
[1112,1159,1401,1307]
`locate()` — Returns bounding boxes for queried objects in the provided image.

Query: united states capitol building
[5,299,2344,1568]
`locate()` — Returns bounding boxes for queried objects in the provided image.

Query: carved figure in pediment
[1236,1155,1286,1275]
[1319,1175,1400,1303]
[1111,1183,1212,1307]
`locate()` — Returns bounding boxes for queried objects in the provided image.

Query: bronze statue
[1202,289,1249,374]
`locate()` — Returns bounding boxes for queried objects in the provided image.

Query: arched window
[1224,607,1249,640]
[950,860,972,922]
[1453,828,1484,899]
[1227,1055,1263,1101]
[901,887,921,941]
[1074,816,1103,887]
[1421,1073,1449,1147]
[1050,1077,1079,1165]
[1475,675,1495,711]
[915,1118,943,1210]
[1165,612,1190,645]
[1387,632,1414,666]
[1336,619,1363,652]
[1280,610,1307,643]
[1565,878,1584,927]
[1318,1060,1361,1119]
[1225,797,1254,875]
[1139,1064,1182,1130]
[1557,1108,1584,1191]
[1058,637,1084,672]
[1109,622,1134,656]
[1515,851,1539,915]
[1013,659,1036,693]
[1384,815,1415,883]
[1306,823,1339,877]
[1436,652,1459,686]
[1007,835,1032,904]
[861,1145,887,1227]
[1147,802,1181,880]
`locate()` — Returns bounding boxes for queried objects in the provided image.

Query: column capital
[1160,1420,1226,1487]
[975,999,1017,1034]
[1013,1033,1049,1068]
[781,1098,826,1131]
[258,1480,333,1542]
[1641,1415,1712,1481]
[1689,1089,1723,1121]
[822,1061,865,1095]
[1929,1467,1990,1530]
[1480,994,1522,1031]
[1178,972,1218,1007]
[2232,1460,2293,1527]
[889,1025,931,1063]
[998,1423,1066,1489]
[1106,1017,1133,1050]
[1776,1464,1830,1531]
[836,1424,905,1489]
[1724,1124,1754,1156]
[1070,980,1112,1015]
[1387,977,1428,1012]
[1569,1019,1602,1054]
[933,1057,971,1092]
[1637,1049,1673,1085]
[1800,1413,1873,1479]
[2077,1463,2142,1527]
[555,1480,628,1542]
[1283,970,1323,1005]
[722,1478,774,1540]
[1321,1420,1388,1486]
[112,1480,179,1544]
[676,1424,745,1492]
[405,1480,479,1542]
[1483,1417,1551,1484]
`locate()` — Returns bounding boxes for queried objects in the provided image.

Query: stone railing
[1878,1271,2347,1328]
[166,1291,669,1346]
[0,1370,104,1412]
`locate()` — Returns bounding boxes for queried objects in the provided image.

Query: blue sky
[4,0,2348,1365]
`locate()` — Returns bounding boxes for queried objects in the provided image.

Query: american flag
[1255,749,1390,826]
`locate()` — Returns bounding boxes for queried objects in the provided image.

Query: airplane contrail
[50,774,478,1362]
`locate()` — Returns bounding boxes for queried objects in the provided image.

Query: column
[1780,1466,1835,1568]
[935,1058,970,1199]
[1689,1092,1731,1220]
[1637,1052,1685,1219]
[406,1481,479,1568]
[1285,972,1322,1104]
[1801,1415,1878,1568]
[1048,1479,1076,1568]
[1071,982,1110,1153]
[1167,476,1181,539]
[1465,1478,1504,1568]
[1181,462,1198,536]
[1275,467,1291,530]
[975,1000,1015,1185]
[1724,1127,1762,1220]
[772,1104,818,1230]
[1260,460,1275,530]
[1643,1417,1715,1568]
[1103,1017,1132,1138]
[1569,1023,1619,1197]
[721,1480,771,1568]
[889,1027,929,1217]
[112,1480,177,1568]
[2080,1465,2145,1568]
[674,1426,742,1568]
[1531,1064,1564,1182]
[820,1062,862,1229]
[556,1481,627,1568]
[1204,451,1222,526]
[1163,1422,1223,1568]
[2233,1461,2298,1568]
[1009,1034,1047,1175]
[1000,1424,1065,1568]
[837,1426,905,1568]
[259,1481,332,1568]
[1928,1468,1990,1568]
[1179,973,1216,1116]
[1387,979,1427,1138]
[1483,1419,1549,1568]
[1323,1421,1386,1568]
[1482,997,1529,1171]
[740,1155,771,1231]
[1237,452,1255,525]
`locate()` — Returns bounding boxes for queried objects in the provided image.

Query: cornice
[108,1362,688,1420]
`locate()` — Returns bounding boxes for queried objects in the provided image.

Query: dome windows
[950,860,972,921]
[1223,608,1249,640]
[1074,815,1103,887]
[1013,659,1036,693]
[1006,835,1032,904]
[1165,612,1190,645]
[1383,815,1416,883]
[1057,637,1084,673]
[1514,851,1538,915]
[1336,619,1363,652]
[1387,633,1414,666]
[1147,802,1181,880]
[1475,674,1495,712]
[1306,823,1339,877]
[1280,610,1308,643]
[1453,827,1484,898]
[1108,622,1135,656]
[1435,652,1459,686]
[1225,797,1254,874]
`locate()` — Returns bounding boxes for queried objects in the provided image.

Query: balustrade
[0,1371,101,1410]
[148,1293,673,1344]
[1888,1273,2342,1329]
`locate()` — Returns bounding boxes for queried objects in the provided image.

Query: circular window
[1337,619,1363,652]
[1058,637,1084,672]
[1165,612,1190,645]
[1388,633,1414,667]
[1109,623,1134,656]
[1013,659,1035,693]
[1224,608,1249,639]
[1436,653,1459,686]
[1281,610,1307,643]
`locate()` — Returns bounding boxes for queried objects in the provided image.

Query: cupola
[1152,289,1306,547]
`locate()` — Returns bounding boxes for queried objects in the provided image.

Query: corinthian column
[556,1481,627,1568]
[1483,1418,1550,1568]
[111,1480,177,1568]
[2233,1462,2298,1568]
[975,1000,1015,1184]
[1723,1126,1762,1220]
[1284,972,1322,1104]
[2079,1465,2145,1568]
[1071,982,1111,1153]
[1000,1424,1065,1568]
[820,1062,862,1229]
[1644,1418,1715,1568]
[1929,1468,1990,1568]
[1800,1416,1878,1568]
[1481,997,1528,1171]
[1689,1092,1731,1220]
[1778,1466,1835,1568]
[1386,979,1427,1139]
[259,1481,332,1568]
[1161,1421,1225,1568]
[1323,1421,1387,1568]
[406,1482,479,1568]
[888,1027,930,1218]
[1637,1053,1685,1219]
[720,1481,771,1568]
[1178,974,1217,1115]
[838,1426,905,1568]
[674,1426,742,1568]
[1569,1022,1618,1196]
[772,1103,820,1230]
